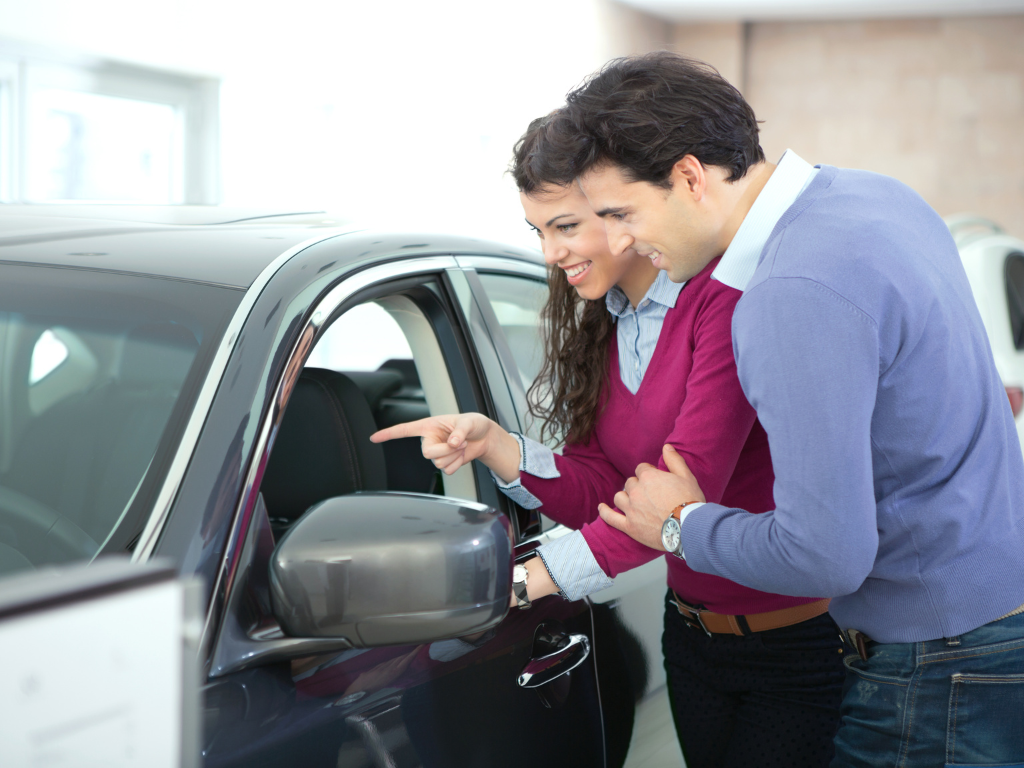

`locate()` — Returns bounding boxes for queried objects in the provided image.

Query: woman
[372,113,845,768]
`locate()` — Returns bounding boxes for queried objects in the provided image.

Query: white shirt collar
[711,149,818,292]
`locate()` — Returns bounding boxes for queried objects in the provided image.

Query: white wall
[0,0,668,249]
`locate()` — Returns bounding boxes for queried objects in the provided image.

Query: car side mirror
[269,492,513,647]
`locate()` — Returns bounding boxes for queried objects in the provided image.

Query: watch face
[661,518,681,553]
[513,564,528,583]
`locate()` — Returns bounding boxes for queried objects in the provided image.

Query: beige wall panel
[671,22,745,89]
[744,16,1024,236]
[596,0,672,61]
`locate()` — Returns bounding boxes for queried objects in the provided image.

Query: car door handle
[517,632,591,688]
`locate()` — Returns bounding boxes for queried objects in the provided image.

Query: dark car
[0,206,673,768]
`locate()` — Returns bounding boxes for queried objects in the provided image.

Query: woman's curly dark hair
[510,112,615,446]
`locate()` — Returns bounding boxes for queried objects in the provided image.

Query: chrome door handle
[517,632,591,688]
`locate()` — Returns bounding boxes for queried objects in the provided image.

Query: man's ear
[669,155,707,202]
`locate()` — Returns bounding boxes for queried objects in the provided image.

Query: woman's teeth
[566,262,591,277]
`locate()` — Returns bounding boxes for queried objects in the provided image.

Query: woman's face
[521,184,650,302]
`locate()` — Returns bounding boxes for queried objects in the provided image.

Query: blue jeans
[831,610,1024,767]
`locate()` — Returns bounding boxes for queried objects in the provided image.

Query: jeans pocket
[832,657,910,767]
[945,673,1024,767]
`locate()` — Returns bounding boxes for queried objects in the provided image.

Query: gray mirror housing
[269,492,513,647]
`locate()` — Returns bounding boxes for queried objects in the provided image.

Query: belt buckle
[675,597,713,638]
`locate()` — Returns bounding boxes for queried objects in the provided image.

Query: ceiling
[618,0,1024,21]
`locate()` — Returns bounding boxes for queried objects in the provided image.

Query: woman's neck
[618,259,662,308]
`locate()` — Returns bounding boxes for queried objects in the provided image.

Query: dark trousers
[662,590,846,768]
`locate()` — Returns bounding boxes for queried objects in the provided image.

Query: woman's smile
[563,260,593,284]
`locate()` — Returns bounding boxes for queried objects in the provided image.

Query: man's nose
[605,224,634,257]
[541,239,568,265]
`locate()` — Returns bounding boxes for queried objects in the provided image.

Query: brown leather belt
[672,591,831,637]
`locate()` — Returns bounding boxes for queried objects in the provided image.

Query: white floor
[622,686,686,768]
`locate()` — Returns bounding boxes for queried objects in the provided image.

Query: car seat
[260,368,387,539]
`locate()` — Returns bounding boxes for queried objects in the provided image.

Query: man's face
[579,162,720,283]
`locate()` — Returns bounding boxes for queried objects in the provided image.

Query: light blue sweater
[682,165,1024,643]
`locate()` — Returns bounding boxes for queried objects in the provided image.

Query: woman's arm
[372,413,627,531]
[518,432,628,530]
[579,283,759,580]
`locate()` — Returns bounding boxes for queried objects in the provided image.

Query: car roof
[0,205,543,289]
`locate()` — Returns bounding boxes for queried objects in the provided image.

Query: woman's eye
[556,223,578,234]
[611,213,627,221]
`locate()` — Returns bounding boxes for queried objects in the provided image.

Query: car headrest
[261,368,388,522]
[340,369,403,410]
[119,323,199,388]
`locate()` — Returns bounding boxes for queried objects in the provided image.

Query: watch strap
[670,501,704,521]
[513,578,531,609]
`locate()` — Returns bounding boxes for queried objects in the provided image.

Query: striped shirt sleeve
[535,530,614,601]
[492,433,560,509]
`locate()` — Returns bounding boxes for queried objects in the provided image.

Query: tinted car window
[0,265,241,576]
[1005,252,1024,350]
[475,272,550,444]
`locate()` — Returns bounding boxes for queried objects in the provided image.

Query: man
[562,52,1024,766]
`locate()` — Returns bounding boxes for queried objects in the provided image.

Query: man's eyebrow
[545,213,575,227]
[595,206,627,218]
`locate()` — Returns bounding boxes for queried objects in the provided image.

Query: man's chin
[664,266,689,283]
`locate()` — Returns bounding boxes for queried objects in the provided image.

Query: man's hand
[370,413,522,482]
[598,445,706,550]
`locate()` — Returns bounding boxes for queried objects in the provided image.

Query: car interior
[258,292,478,542]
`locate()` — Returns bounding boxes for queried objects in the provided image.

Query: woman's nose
[541,239,568,265]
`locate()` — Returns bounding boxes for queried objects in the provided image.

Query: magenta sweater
[521,258,821,615]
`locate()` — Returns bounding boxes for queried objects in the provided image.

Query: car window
[474,272,551,445]
[0,264,241,577]
[1005,251,1024,350]
[257,286,478,541]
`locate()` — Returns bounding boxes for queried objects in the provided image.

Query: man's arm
[604,277,881,598]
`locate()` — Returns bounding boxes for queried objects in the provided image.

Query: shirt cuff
[490,433,560,510]
[493,475,544,509]
[535,530,615,602]
[673,502,705,560]
[516,433,559,478]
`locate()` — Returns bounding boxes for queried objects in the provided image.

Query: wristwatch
[661,501,702,555]
[512,563,531,609]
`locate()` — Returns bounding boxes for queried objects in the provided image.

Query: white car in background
[946,215,1024,453]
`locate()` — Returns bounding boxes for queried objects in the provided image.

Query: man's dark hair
[563,51,765,186]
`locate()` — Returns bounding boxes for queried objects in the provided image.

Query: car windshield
[0,263,242,578]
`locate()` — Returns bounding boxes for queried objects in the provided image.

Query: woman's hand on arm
[370,413,522,482]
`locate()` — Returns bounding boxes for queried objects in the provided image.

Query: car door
[452,256,675,767]
[201,258,606,768]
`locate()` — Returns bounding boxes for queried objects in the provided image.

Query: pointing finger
[370,418,434,443]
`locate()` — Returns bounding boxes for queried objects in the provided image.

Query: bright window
[28,89,181,203]
[0,43,218,204]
